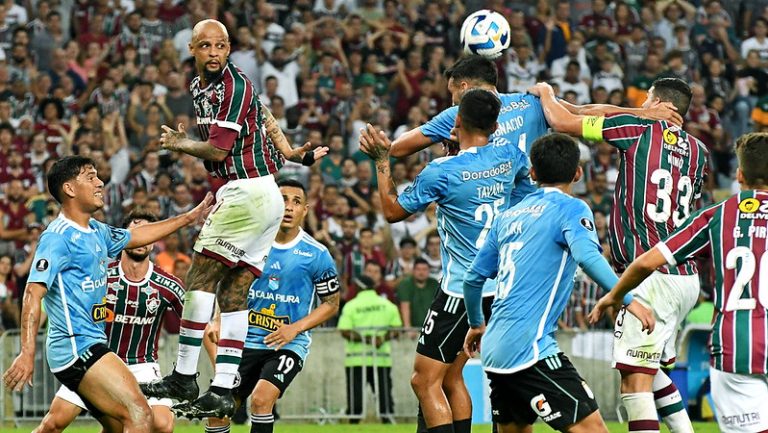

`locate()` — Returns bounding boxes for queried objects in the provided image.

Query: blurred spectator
[421,232,442,281]
[0,253,19,330]
[554,60,591,103]
[396,258,438,331]
[155,231,191,276]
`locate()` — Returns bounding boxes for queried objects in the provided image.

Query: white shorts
[612,271,699,374]
[710,367,768,433]
[194,175,284,275]
[55,362,172,409]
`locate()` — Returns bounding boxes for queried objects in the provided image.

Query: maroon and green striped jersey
[596,114,709,275]
[191,61,283,179]
[659,190,768,375]
[104,260,185,365]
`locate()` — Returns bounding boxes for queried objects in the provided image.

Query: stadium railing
[1,328,623,427]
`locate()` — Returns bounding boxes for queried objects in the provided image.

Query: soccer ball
[460,9,511,59]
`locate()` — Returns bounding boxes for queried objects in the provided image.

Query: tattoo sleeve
[172,138,229,161]
[263,105,301,163]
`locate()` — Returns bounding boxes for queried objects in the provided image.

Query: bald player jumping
[141,19,327,419]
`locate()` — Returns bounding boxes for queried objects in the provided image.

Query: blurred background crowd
[0,0,753,335]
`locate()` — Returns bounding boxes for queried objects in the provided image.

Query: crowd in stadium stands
[0,0,758,334]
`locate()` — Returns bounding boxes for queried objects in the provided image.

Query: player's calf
[653,370,693,433]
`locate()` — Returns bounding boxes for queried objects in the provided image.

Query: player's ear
[455,114,462,130]
[490,121,498,135]
[529,167,538,182]
[736,168,745,187]
[572,165,583,183]
[62,181,76,200]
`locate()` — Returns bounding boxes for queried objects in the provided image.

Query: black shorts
[52,343,111,416]
[234,349,304,402]
[486,353,599,430]
[416,290,493,364]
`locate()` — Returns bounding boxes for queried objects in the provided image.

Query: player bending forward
[204,178,340,432]
[2,156,212,433]
[590,132,768,433]
[141,19,326,418]
[34,210,185,433]
[463,133,654,433]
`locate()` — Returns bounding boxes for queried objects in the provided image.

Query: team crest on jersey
[268,276,280,291]
[91,297,114,323]
[146,297,161,314]
[248,304,290,331]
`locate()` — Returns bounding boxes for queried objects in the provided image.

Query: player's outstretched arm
[587,248,666,329]
[528,83,586,136]
[159,123,230,161]
[3,282,46,391]
[359,123,412,223]
[560,99,683,126]
[265,292,340,350]
[264,105,329,165]
[390,128,434,158]
[125,192,214,249]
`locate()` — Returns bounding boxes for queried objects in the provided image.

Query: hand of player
[587,293,622,325]
[642,101,683,126]
[463,324,485,358]
[185,192,214,225]
[626,300,655,335]
[159,123,188,152]
[359,123,391,162]
[3,352,34,391]
[265,323,301,350]
[527,82,554,97]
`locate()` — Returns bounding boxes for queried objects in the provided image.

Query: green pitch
[6,422,722,432]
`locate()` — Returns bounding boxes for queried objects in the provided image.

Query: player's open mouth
[206,61,220,68]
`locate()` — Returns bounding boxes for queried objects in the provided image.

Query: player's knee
[125,400,154,428]
[35,414,66,433]
[250,392,277,413]
[410,371,438,395]
[151,408,174,433]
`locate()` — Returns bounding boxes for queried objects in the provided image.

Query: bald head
[191,19,229,43]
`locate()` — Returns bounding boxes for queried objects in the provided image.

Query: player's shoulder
[150,265,185,295]
[39,217,77,248]
[499,91,540,108]
[222,62,254,90]
[432,105,458,119]
[679,127,710,156]
[297,231,331,256]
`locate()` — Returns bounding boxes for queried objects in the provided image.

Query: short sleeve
[396,280,413,304]
[161,276,186,319]
[561,199,602,251]
[215,73,254,133]
[419,106,458,143]
[28,232,70,289]
[313,249,340,297]
[596,113,656,150]
[658,205,716,266]
[93,220,131,258]
[398,163,447,214]
[470,220,501,279]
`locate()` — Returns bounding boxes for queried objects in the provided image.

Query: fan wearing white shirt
[741,17,768,68]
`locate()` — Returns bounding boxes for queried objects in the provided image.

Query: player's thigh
[444,352,470,390]
[416,290,470,366]
[77,351,151,423]
[217,265,257,311]
[488,353,600,432]
[497,423,533,433]
[562,410,609,433]
[412,353,453,389]
[35,395,83,433]
[252,349,303,406]
[710,368,768,433]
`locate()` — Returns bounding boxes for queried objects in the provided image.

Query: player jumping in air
[589,132,768,433]
[203,178,340,433]
[361,88,530,433]
[139,19,326,419]
[530,78,707,433]
[34,210,185,433]
[2,156,212,433]
[462,133,653,433]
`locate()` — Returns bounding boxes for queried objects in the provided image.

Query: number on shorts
[277,354,295,373]
[422,310,438,335]
[724,247,768,311]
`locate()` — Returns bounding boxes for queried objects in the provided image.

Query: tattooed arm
[264,292,340,350]
[262,105,327,164]
[358,123,411,223]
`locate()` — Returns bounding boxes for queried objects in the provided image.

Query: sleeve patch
[580,218,595,231]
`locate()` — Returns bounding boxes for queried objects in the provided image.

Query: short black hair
[413,257,430,268]
[399,237,416,248]
[444,55,498,87]
[458,89,500,136]
[0,122,14,134]
[736,133,768,187]
[277,178,307,200]
[651,77,692,115]
[39,97,64,120]
[122,208,159,228]
[529,133,580,185]
[359,227,374,236]
[47,156,97,204]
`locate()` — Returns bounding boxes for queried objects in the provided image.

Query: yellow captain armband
[582,115,605,142]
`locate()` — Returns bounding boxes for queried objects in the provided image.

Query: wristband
[302,152,316,166]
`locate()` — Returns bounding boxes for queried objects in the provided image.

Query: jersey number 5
[724,247,768,311]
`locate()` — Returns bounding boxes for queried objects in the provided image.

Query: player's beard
[202,66,223,84]
[125,249,151,262]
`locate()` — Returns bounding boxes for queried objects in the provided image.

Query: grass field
[7,421,722,432]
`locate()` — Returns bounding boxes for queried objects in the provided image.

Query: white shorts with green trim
[55,362,172,409]
[612,271,699,374]
[711,367,768,433]
[194,175,284,275]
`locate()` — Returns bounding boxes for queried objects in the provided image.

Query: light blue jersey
[469,188,602,373]
[398,141,529,298]
[419,93,549,205]
[28,215,131,372]
[246,229,339,360]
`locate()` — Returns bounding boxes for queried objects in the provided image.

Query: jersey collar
[272,228,305,250]
[118,260,154,286]
[57,213,94,233]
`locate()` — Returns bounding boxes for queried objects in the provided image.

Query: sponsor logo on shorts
[625,349,661,361]
[530,394,561,422]
[215,239,246,258]
[91,298,114,323]
[721,412,761,428]
[248,304,290,332]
